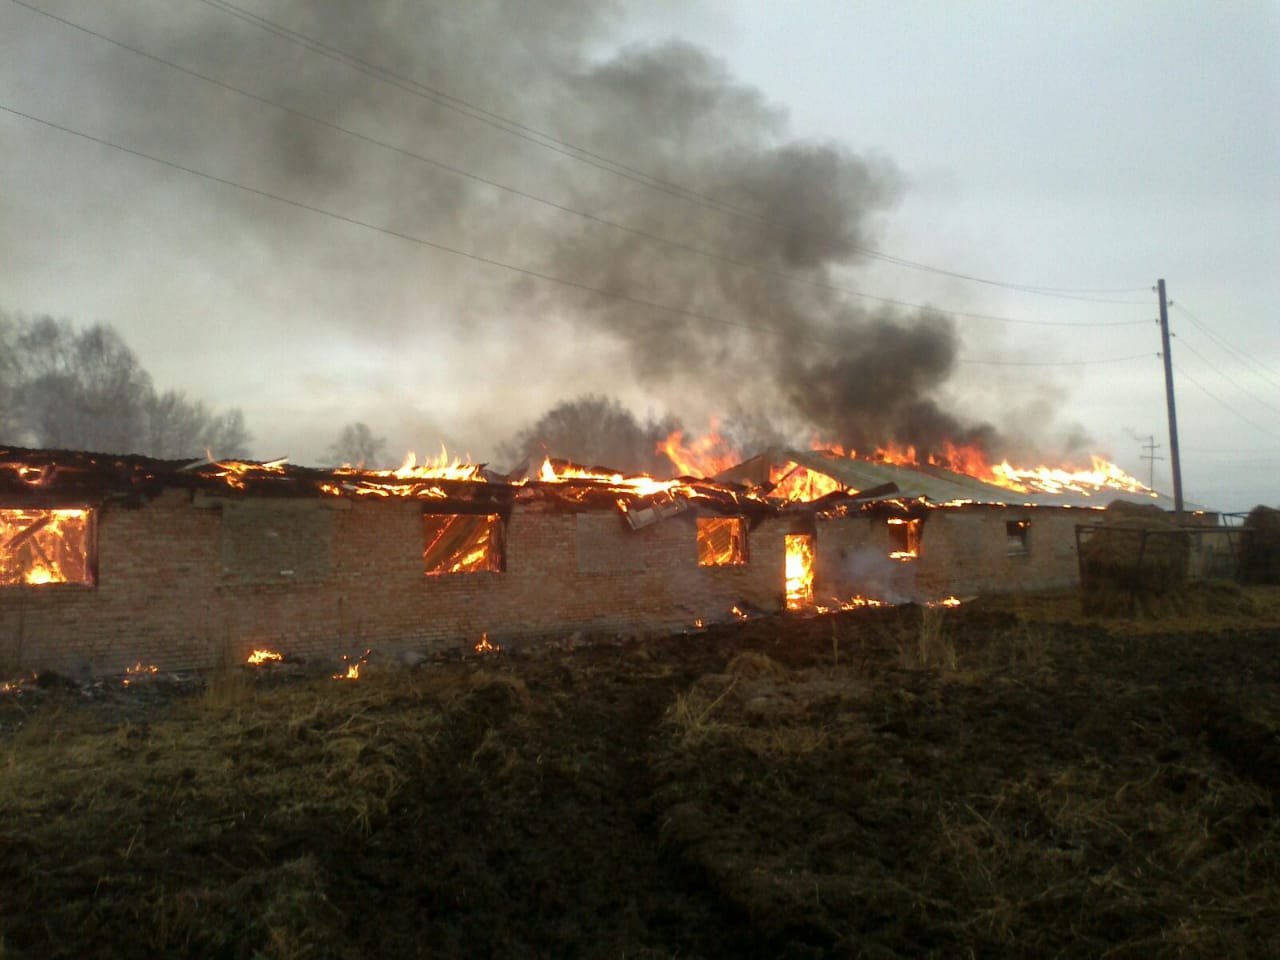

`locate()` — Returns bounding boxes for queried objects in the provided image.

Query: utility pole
[1139,434,1163,490]
[1156,279,1184,517]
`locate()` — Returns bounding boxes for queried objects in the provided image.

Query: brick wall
[814,505,1097,602]
[0,491,1102,678]
[0,490,786,677]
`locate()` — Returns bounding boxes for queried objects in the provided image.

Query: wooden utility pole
[1156,279,1184,516]
[1140,434,1163,490]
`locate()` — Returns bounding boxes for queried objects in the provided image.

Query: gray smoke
[5,1,1002,460]
[533,38,1000,456]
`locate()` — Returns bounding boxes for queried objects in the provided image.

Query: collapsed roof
[717,448,1179,511]
[0,446,768,522]
[0,444,1182,519]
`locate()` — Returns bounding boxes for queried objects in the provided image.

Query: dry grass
[203,638,254,709]
[0,665,536,957]
[663,677,738,747]
[1079,505,1193,616]
[934,764,1278,955]
[724,650,786,678]
[976,583,1280,636]
[3,600,1279,958]
[665,654,848,758]
[898,605,957,670]
[1003,613,1051,667]
[652,611,1280,958]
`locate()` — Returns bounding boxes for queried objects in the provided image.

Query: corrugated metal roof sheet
[738,448,1182,511]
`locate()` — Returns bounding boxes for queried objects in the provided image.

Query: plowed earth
[1,590,1278,959]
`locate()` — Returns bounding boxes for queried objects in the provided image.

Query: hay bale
[1239,505,1280,585]
[1101,500,1168,522]
[1080,500,1190,616]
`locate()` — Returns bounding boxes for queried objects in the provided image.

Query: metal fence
[1075,522,1243,586]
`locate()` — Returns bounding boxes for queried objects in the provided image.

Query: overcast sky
[2,1,1276,510]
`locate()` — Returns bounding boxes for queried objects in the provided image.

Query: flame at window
[1005,519,1030,556]
[888,517,921,561]
[785,534,814,610]
[0,508,94,586]
[423,514,504,576]
[697,516,747,567]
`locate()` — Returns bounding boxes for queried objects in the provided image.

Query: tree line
[333,395,782,477]
[1,312,767,475]
[0,311,250,459]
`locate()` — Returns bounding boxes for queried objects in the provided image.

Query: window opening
[424,513,504,575]
[887,517,921,561]
[785,534,815,610]
[0,508,95,586]
[697,516,747,567]
[1006,519,1030,556]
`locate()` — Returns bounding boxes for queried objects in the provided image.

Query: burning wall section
[0,445,1163,678]
[0,448,784,676]
[808,504,1090,606]
[0,508,95,586]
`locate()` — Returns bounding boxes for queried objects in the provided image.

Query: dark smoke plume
[8,1,1002,460]
[536,39,999,456]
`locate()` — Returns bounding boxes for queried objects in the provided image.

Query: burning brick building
[0,444,1175,678]
[727,448,1177,607]
[0,447,788,677]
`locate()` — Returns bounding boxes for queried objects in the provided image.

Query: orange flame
[657,423,1151,501]
[769,463,845,502]
[474,632,500,655]
[537,457,686,498]
[785,534,815,611]
[1,672,38,694]
[121,662,159,686]
[323,445,484,499]
[208,457,288,490]
[0,508,94,586]
[247,648,283,665]
[815,595,886,613]
[373,446,484,482]
[887,517,920,561]
[657,422,740,478]
[987,456,1150,496]
[333,649,370,680]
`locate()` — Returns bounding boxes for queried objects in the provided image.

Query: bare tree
[328,422,388,468]
[144,390,252,459]
[1,311,251,458]
[0,312,21,443]
[498,395,681,475]
[10,315,152,453]
[201,408,251,460]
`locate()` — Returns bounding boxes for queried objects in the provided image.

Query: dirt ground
[1,586,1278,959]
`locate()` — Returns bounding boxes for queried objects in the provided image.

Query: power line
[4,0,1150,332]
[1183,446,1280,454]
[1171,301,1280,390]
[1139,434,1162,489]
[960,353,1154,367]
[189,0,1149,304]
[1172,362,1278,436]
[1,100,1153,372]
[1172,332,1280,416]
